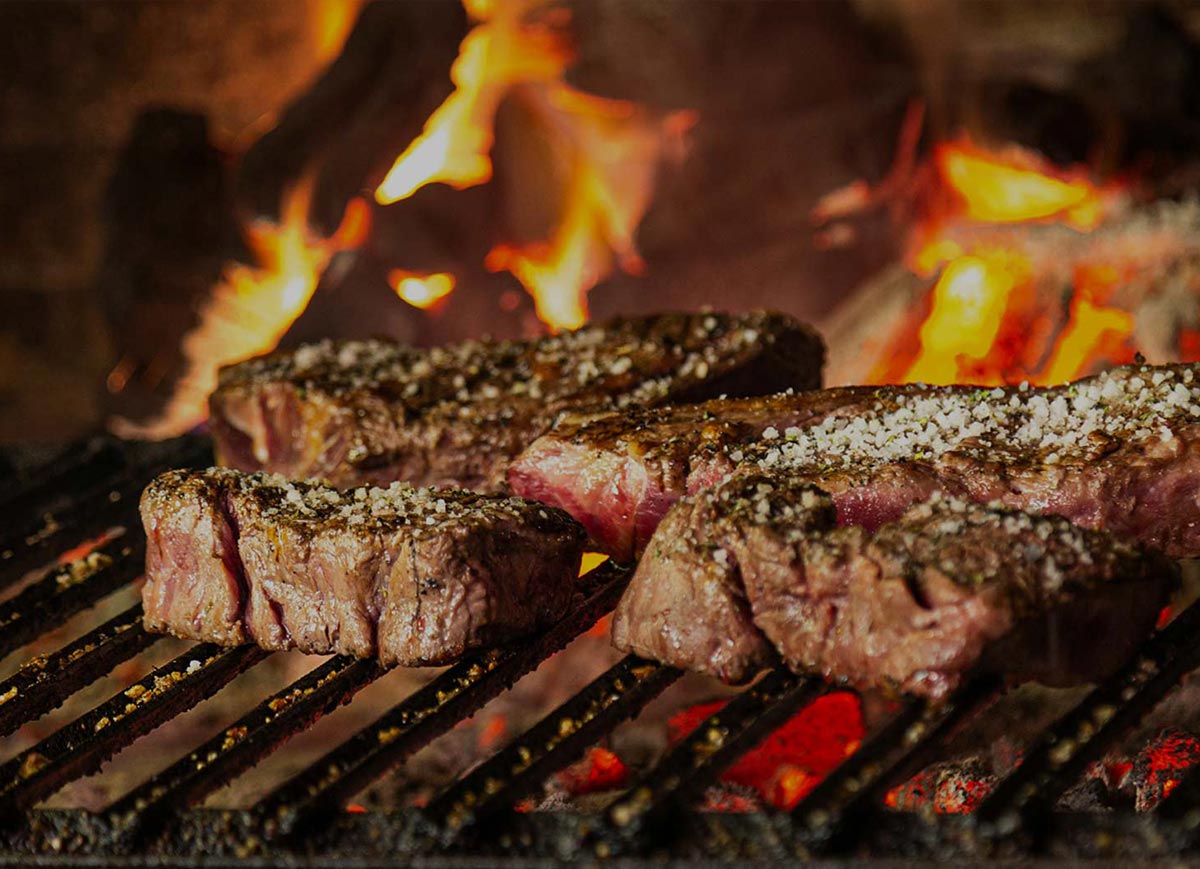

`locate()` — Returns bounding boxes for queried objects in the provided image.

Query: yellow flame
[375,0,692,331]
[110,177,368,439]
[1038,265,1134,385]
[485,90,693,330]
[579,552,609,575]
[903,255,1019,385]
[937,139,1107,229]
[312,0,364,66]
[891,136,1130,387]
[374,3,569,204]
[389,270,456,310]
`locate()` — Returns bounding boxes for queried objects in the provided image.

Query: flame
[902,254,1021,385]
[579,552,609,575]
[375,2,568,204]
[110,176,369,439]
[485,91,690,330]
[1039,266,1134,386]
[312,0,364,66]
[389,271,456,311]
[887,135,1134,387]
[937,138,1107,229]
[375,0,691,331]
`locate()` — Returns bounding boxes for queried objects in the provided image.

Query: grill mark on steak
[211,311,824,492]
[615,473,1177,698]
[140,468,586,665]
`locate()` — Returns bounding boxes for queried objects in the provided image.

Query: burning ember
[668,692,863,810]
[811,125,1200,389]
[887,135,1132,386]
[1131,728,1200,811]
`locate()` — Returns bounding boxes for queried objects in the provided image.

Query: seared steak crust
[513,363,1200,559]
[743,363,1200,555]
[140,468,585,666]
[210,311,823,491]
[509,387,887,562]
[616,475,1176,697]
[611,474,834,683]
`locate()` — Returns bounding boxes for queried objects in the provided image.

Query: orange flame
[375,0,692,331]
[312,0,364,66]
[374,2,569,204]
[937,138,1107,229]
[903,254,1021,385]
[485,91,691,330]
[110,177,369,439]
[893,136,1132,387]
[1037,263,1135,385]
[389,270,456,311]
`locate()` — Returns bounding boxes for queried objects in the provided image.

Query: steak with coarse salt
[615,474,1176,697]
[610,473,835,683]
[507,386,900,562]
[140,468,586,666]
[210,311,824,492]
[512,363,1200,559]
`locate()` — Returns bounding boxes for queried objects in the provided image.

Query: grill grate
[0,434,1198,863]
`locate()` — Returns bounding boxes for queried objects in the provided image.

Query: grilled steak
[508,387,890,562]
[615,474,1176,696]
[140,468,586,666]
[210,311,823,491]
[610,474,834,683]
[513,363,1200,559]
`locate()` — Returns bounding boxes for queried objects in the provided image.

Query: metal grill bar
[0,538,144,662]
[789,674,1003,853]
[0,604,158,739]
[0,439,120,518]
[107,654,382,842]
[0,643,268,816]
[975,597,1200,837]
[601,668,823,852]
[422,655,681,845]
[0,437,209,591]
[255,563,632,841]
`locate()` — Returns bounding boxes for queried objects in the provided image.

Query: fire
[668,692,863,810]
[555,746,628,795]
[902,254,1021,385]
[936,138,1106,229]
[882,135,1134,387]
[375,2,568,204]
[312,0,364,66]
[389,271,456,311]
[375,0,692,331]
[110,177,369,439]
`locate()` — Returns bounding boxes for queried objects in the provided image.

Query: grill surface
[0,435,1198,865]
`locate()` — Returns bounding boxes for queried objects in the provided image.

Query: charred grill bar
[1,437,1200,863]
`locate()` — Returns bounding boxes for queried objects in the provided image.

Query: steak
[210,311,824,491]
[140,468,586,666]
[614,474,1176,697]
[508,387,890,562]
[512,363,1200,559]
[610,474,834,683]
